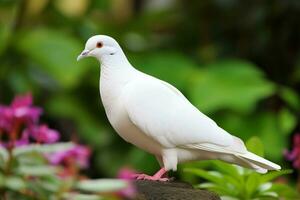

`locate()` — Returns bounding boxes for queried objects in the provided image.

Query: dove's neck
[99,50,138,113]
[99,50,137,83]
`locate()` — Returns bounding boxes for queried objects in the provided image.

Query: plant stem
[5,120,20,175]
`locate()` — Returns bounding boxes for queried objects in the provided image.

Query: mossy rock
[134,180,220,200]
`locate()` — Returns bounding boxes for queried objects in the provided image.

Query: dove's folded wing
[122,76,246,153]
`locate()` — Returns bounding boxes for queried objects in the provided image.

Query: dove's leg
[155,155,164,167]
[133,167,169,181]
[162,149,178,171]
[131,150,178,181]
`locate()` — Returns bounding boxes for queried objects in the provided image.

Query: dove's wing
[122,75,246,153]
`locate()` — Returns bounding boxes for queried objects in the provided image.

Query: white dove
[77,35,281,181]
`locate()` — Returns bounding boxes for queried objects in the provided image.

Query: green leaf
[245,173,260,198]
[278,86,300,111]
[246,137,264,157]
[270,183,300,199]
[222,174,243,194]
[278,108,297,135]
[5,176,26,191]
[253,113,287,160]
[76,179,128,193]
[254,112,287,161]
[184,168,224,185]
[258,183,272,192]
[62,193,102,200]
[16,165,58,176]
[260,170,293,183]
[16,28,90,89]
[130,51,197,90]
[37,176,63,192]
[190,59,275,114]
[220,196,239,200]
[211,161,244,189]
[16,153,46,166]
[197,182,217,189]
[259,191,278,198]
[0,146,9,165]
[13,142,75,156]
[198,183,233,195]
[212,161,239,176]
[217,112,287,161]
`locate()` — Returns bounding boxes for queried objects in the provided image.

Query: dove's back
[122,74,234,148]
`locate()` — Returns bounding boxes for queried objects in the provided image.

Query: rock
[134,180,221,200]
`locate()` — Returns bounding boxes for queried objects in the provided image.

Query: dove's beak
[77,50,90,61]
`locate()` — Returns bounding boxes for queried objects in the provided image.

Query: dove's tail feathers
[184,142,281,173]
[236,151,281,172]
[218,152,268,174]
[233,154,268,174]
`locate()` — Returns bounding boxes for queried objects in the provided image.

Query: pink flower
[0,130,29,147]
[47,144,91,169]
[25,124,60,144]
[11,93,42,124]
[285,134,300,169]
[117,167,137,180]
[119,183,137,199]
[0,106,13,132]
[117,167,137,198]
[0,94,42,133]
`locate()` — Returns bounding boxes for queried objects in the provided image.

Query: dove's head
[77,35,122,62]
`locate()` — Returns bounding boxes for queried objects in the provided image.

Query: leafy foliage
[190,60,275,114]
[186,166,297,200]
[0,143,132,200]
[0,94,134,199]
[16,28,90,89]
[182,138,299,200]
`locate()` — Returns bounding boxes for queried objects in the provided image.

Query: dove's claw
[134,174,170,181]
[132,167,169,181]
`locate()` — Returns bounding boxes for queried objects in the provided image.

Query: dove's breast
[108,101,163,155]
[99,74,163,156]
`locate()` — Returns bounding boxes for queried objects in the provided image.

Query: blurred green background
[0,0,299,180]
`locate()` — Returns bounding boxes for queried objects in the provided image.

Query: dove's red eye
[96,42,103,48]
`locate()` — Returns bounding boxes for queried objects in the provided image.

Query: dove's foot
[132,167,169,181]
[135,174,170,181]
